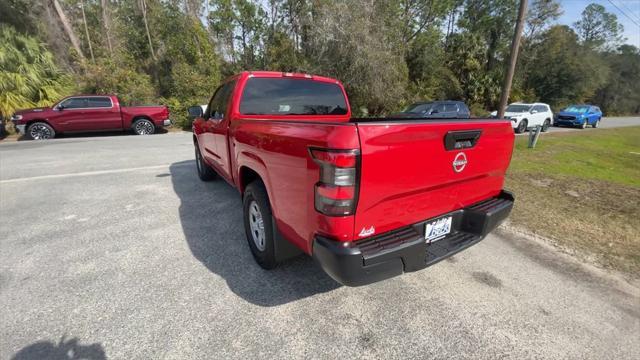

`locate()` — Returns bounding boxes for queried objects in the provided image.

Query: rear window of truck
[239,78,348,116]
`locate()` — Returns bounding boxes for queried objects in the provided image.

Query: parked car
[11,95,171,140]
[554,105,602,129]
[389,101,470,118]
[190,71,515,286]
[491,102,553,133]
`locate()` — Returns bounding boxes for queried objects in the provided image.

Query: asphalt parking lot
[1,132,639,359]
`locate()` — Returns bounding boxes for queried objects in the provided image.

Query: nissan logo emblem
[453,152,467,173]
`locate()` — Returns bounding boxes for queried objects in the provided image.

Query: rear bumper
[313,190,514,286]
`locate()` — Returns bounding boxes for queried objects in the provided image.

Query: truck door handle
[444,130,482,150]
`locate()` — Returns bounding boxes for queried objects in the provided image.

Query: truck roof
[230,71,342,85]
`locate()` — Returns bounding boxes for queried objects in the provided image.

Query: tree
[592,45,640,114]
[526,0,562,39]
[51,0,85,60]
[526,25,608,108]
[457,0,518,108]
[307,0,408,115]
[101,0,114,57]
[139,0,156,60]
[573,3,624,50]
[0,25,73,120]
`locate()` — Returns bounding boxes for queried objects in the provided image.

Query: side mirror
[530,109,538,114]
[430,109,439,115]
[56,105,65,111]
[187,105,203,118]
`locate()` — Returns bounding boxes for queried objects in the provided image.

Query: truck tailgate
[354,119,514,239]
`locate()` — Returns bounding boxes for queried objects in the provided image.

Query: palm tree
[0,25,72,133]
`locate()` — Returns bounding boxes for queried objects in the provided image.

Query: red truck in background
[11,95,171,140]
[191,71,515,286]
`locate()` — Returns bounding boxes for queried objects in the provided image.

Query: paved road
[1,133,639,359]
[516,116,640,135]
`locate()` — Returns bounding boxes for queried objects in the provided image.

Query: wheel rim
[543,121,549,131]
[248,201,266,251]
[135,121,153,135]
[29,124,52,140]
[519,122,526,132]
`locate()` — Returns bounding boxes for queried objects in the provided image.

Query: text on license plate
[425,216,452,243]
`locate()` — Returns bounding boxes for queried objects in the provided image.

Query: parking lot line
[0,162,193,184]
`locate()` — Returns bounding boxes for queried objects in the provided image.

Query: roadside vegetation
[1,0,639,135]
[506,127,640,275]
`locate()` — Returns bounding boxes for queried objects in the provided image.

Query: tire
[515,119,527,134]
[195,143,216,181]
[580,119,587,129]
[243,181,277,270]
[27,122,56,140]
[132,118,155,135]
[542,119,551,132]
[593,118,600,128]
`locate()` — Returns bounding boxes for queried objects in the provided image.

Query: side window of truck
[87,97,113,108]
[205,85,224,119]
[205,81,236,119]
[60,97,88,109]
[432,104,446,114]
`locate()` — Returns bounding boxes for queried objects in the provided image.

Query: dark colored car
[190,71,514,286]
[389,101,471,119]
[554,105,603,129]
[11,95,171,140]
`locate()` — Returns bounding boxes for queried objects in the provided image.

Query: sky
[558,0,640,47]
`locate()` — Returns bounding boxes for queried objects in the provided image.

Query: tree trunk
[80,0,95,63]
[101,0,114,57]
[139,0,156,60]
[51,0,85,60]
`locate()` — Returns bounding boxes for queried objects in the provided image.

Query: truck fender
[238,160,303,262]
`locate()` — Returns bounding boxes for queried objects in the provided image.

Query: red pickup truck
[191,71,515,286]
[11,95,171,139]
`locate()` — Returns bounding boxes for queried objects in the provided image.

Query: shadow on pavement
[11,336,106,360]
[170,160,340,307]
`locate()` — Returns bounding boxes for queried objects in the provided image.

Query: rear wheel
[515,119,527,134]
[132,118,155,135]
[243,181,277,269]
[195,143,216,181]
[27,122,55,140]
[541,119,551,132]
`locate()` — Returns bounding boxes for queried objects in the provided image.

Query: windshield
[403,103,434,114]
[563,105,589,113]
[239,78,348,115]
[505,104,531,113]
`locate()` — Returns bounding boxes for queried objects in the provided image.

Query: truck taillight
[310,148,360,216]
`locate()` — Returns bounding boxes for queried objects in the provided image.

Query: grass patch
[506,127,640,275]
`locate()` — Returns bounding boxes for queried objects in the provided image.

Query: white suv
[491,103,553,133]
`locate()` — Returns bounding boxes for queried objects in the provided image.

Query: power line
[615,0,640,23]
[606,0,640,28]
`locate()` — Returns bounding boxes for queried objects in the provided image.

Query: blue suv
[554,105,602,129]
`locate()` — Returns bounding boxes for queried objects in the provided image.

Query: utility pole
[497,0,528,118]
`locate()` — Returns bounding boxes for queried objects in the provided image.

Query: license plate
[425,216,452,243]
